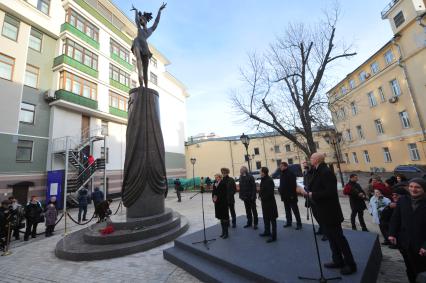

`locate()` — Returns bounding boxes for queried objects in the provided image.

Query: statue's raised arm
[150,3,167,32]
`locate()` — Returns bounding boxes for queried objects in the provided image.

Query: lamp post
[323,132,345,186]
[190,158,196,190]
[240,133,251,172]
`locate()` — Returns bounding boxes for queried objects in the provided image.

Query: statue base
[126,184,165,218]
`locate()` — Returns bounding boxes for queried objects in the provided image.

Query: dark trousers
[400,248,426,283]
[264,218,277,239]
[78,205,87,222]
[350,209,367,229]
[379,222,389,241]
[45,225,55,236]
[323,225,356,267]
[243,199,258,226]
[228,202,236,225]
[12,227,20,240]
[24,221,38,239]
[176,190,181,202]
[283,198,301,225]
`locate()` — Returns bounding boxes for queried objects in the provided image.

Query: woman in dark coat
[212,173,229,239]
[259,167,278,243]
[389,178,426,283]
[44,202,57,237]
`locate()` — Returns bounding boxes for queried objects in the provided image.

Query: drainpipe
[262,138,268,167]
[392,38,426,141]
[229,141,235,177]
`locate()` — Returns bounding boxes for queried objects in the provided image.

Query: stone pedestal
[126,184,165,218]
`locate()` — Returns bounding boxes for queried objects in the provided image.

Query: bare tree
[232,8,356,157]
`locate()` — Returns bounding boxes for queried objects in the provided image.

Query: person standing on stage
[239,166,258,230]
[259,167,278,243]
[388,178,426,283]
[221,168,237,228]
[212,173,229,239]
[304,153,357,275]
[279,162,302,230]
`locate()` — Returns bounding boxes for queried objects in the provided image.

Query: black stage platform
[164,216,382,283]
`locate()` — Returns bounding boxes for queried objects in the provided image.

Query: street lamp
[240,133,251,172]
[190,158,196,190]
[323,132,345,186]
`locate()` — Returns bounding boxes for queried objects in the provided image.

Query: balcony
[111,53,135,72]
[110,79,130,93]
[109,106,128,119]
[55,89,98,110]
[381,0,400,19]
[61,23,100,50]
[53,55,98,79]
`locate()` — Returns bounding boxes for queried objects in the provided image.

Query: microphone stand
[298,194,341,283]
[190,187,216,250]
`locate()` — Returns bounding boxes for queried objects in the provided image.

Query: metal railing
[52,126,104,153]
[381,0,400,18]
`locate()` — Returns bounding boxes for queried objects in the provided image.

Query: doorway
[82,115,90,140]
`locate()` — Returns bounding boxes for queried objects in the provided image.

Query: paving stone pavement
[0,192,408,283]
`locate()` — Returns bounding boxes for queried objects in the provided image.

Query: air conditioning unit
[44,89,55,101]
[365,73,371,79]
[388,96,399,103]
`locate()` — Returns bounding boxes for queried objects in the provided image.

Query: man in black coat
[346,174,368,231]
[259,167,278,243]
[239,166,258,229]
[24,196,43,241]
[222,168,237,228]
[388,178,426,283]
[278,162,302,230]
[304,153,356,275]
[0,200,12,251]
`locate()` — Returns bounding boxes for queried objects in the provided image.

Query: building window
[16,140,33,162]
[288,158,294,165]
[59,71,97,100]
[66,9,99,42]
[254,148,260,155]
[109,64,130,87]
[150,57,157,68]
[19,102,35,124]
[0,53,15,80]
[408,143,420,161]
[390,79,401,97]
[344,153,350,164]
[374,119,385,134]
[29,28,43,52]
[37,0,50,15]
[109,91,128,111]
[2,14,20,41]
[363,150,371,163]
[150,72,158,85]
[63,38,98,70]
[352,152,359,164]
[110,39,130,63]
[384,50,394,65]
[378,87,386,102]
[285,144,291,152]
[399,111,411,128]
[24,64,39,88]
[393,11,405,28]
[274,145,280,153]
[359,71,367,83]
[356,125,365,139]
[349,79,356,89]
[370,62,379,74]
[256,161,262,170]
[276,159,282,167]
[383,147,392,163]
[101,120,108,136]
[367,92,377,107]
[340,86,347,95]
[340,107,346,119]
[350,101,358,115]
[346,129,352,142]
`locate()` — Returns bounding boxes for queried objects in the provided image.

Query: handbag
[38,213,45,223]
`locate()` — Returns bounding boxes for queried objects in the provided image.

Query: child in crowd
[369,189,391,225]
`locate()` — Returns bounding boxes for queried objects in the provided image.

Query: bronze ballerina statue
[131,3,166,88]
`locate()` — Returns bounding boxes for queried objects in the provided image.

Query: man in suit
[304,153,357,275]
[279,162,302,230]
[239,166,258,229]
[222,168,237,228]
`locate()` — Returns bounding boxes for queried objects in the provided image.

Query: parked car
[394,165,426,180]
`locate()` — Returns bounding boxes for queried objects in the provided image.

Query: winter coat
[78,188,89,207]
[259,176,278,220]
[368,196,391,224]
[303,168,313,191]
[0,207,9,238]
[389,195,426,253]
[309,163,344,226]
[25,202,43,223]
[239,174,257,201]
[223,175,236,204]
[347,181,367,211]
[212,180,229,220]
[96,200,111,219]
[45,204,57,226]
[92,189,104,205]
[279,169,297,202]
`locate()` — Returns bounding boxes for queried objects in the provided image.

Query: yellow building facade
[185,131,334,179]
[328,0,426,173]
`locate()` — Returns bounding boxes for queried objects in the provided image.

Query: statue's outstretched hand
[159,2,167,11]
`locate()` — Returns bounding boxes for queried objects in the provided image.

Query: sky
[115,0,394,138]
